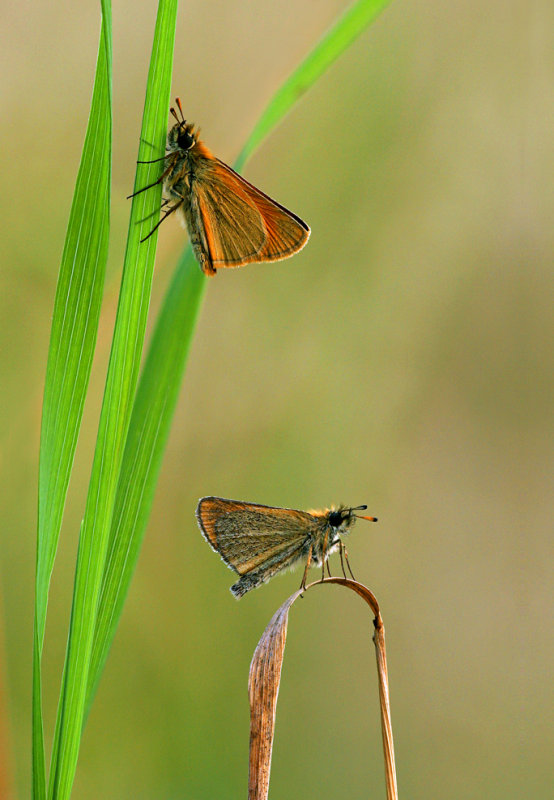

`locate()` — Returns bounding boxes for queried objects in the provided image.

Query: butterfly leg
[300,544,313,592]
[127,159,176,200]
[140,199,184,243]
[320,530,329,582]
[137,154,171,164]
[343,544,357,581]
[339,541,348,579]
[139,136,156,150]
[137,199,171,224]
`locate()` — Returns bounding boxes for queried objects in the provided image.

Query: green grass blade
[47,2,178,798]
[234,0,392,171]
[86,250,205,709]
[32,1,112,796]
[85,0,392,709]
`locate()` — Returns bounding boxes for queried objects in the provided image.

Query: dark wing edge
[216,160,310,232]
[196,495,226,553]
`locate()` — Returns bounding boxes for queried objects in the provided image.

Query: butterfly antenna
[170,106,183,127]
[350,505,377,522]
[175,97,186,123]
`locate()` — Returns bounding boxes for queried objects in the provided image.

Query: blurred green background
[1,0,552,797]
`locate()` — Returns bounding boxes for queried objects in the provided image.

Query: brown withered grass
[248,578,398,800]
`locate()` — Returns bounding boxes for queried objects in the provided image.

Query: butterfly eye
[178,130,194,150]
[328,511,344,528]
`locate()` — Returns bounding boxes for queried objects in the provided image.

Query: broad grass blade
[33,2,112,797]
[46,2,177,798]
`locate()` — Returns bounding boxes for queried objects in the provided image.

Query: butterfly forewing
[196,497,317,576]
[193,170,266,264]
[218,162,311,261]
[193,159,310,268]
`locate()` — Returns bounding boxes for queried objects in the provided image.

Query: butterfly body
[141,100,310,276]
[162,125,221,274]
[196,497,377,598]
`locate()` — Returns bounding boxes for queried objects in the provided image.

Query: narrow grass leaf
[47,2,178,798]
[32,2,112,797]
[87,250,205,708]
[234,0,393,172]
[86,0,393,709]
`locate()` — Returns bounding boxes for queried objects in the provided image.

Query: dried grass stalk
[248,578,398,800]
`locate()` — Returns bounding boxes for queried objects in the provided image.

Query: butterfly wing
[191,158,310,270]
[213,160,311,263]
[196,497,317,596]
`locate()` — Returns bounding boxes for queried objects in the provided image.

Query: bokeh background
[1,0,552,797]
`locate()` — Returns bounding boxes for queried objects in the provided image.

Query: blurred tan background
[1,0,552,797]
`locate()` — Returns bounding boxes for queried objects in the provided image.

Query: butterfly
[196,497,377,598]
[130,98,310,276]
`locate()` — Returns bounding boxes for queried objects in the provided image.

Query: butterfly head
[326,505,377,534]
[167,121,197,152]
[167,98,198,153]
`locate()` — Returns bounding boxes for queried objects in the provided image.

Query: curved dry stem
[248,578,398,800]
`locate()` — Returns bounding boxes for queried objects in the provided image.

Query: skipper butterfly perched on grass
[129,98,310,276]
[196,497,377,598]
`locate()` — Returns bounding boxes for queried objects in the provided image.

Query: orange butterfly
[196,497,377,598]
[130,98,310,276]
